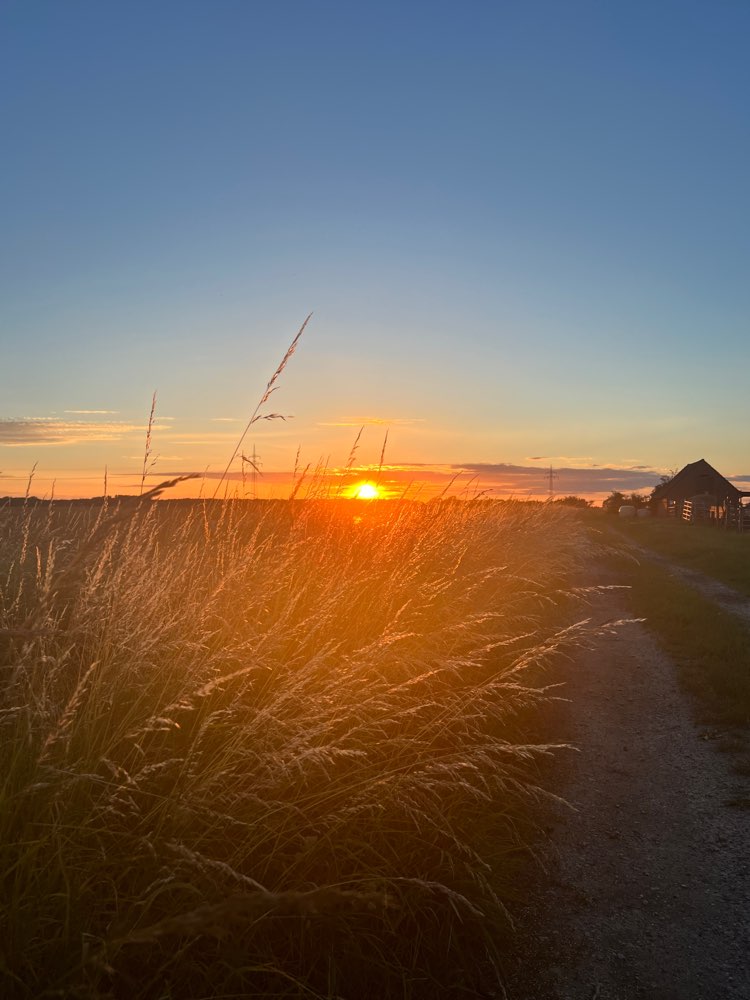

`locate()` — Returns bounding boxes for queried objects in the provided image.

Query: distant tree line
[552,495,593,508]
[601,473,675,514]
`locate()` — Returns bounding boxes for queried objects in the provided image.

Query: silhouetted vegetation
[602,490,650,513]
[553,495,592,508]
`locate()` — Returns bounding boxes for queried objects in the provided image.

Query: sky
[1,0,749,502]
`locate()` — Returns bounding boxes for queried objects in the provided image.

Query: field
[0,495,591,999]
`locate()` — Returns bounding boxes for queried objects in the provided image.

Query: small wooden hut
[650,459,745,521]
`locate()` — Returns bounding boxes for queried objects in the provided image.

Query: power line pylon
[546,465,558,498]
[241,445,262,499]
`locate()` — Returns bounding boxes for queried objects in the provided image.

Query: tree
[602,490,649,513]
[649,469,677,505]
[553,495,592,508]
[602,491,626,513]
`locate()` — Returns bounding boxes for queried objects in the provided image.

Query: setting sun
[353,481,380,500]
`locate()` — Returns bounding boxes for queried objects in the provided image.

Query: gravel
[504,582,750,1000]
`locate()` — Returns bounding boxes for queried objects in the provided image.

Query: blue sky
[1,1,748,499]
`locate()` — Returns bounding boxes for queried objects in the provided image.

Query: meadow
[0,492,591,998]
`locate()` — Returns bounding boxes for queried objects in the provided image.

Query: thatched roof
[651,459,743,502]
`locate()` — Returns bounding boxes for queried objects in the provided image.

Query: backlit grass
[0,494,589,999]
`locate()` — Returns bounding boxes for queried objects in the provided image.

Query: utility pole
[250,444,261,500]
[546,465,558,498]
[241,445,262,499]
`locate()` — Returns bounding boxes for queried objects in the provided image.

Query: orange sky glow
[0,460,705,507]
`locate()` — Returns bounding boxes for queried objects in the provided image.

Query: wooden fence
[681,498,750,532]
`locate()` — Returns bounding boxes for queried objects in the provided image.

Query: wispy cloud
[64,409,120,415]
[318,417,426,428]
[123,454,189,462]
[525,455,595,466]
[0,418,157,446]
[210,417,241,423]
[158,431,241,444]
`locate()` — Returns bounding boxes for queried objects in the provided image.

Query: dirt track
[505,578,750,1000]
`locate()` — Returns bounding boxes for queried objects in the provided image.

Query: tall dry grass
[0,492,592,998]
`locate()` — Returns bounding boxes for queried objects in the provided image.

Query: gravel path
[505,581,750,1000]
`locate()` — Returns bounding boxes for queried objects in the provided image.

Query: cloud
[0,418,156,446]
[182,459,667,496]
[299,461,670,499]
[122,454,189,462]
[448,462,664,494]
[525,455,594,466]
[35,459,750,502]
[144,470,292,484]
[318,417,426,427]
[64,409,120,415]
[210,417,242,423]
[158,431,240,444]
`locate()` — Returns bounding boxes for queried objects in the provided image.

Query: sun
[353,481,381,500]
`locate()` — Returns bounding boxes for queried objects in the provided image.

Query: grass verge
[604,516,750,598]
[599,534,750,729]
